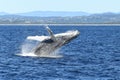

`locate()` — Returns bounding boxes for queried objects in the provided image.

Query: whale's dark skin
[31,26,80,56]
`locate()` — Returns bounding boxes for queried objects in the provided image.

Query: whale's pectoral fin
[45,25,56,41]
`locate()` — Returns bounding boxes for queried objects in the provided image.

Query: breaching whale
[27,26,80,56]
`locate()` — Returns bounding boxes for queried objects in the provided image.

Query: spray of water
[17,36,62,58]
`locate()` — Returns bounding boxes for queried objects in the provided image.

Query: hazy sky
[0,0,120,13]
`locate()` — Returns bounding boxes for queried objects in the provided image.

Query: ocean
[0,25,120,80]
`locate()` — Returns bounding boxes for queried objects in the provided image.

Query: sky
[0,0,120,13]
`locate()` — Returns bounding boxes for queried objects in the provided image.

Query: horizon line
[0,11,120,14]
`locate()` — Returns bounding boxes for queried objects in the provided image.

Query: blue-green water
[0,25,120,80]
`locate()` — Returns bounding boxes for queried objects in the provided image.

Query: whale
[27,26,80,56]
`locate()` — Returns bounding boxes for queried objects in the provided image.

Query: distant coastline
[0,24,120,26]
[1,12,120,25]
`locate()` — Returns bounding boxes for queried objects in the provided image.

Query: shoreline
[0,24,120,26]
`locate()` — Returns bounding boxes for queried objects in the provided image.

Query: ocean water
[0,25,120,80]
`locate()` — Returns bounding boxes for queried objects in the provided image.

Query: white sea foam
[16,52,37,57]
[17,52,62,58]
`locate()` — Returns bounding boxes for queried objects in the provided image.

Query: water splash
[17,36,63,58]
[17,49,62,58]
[16,52,37,57]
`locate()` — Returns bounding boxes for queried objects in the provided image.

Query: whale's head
[55,30,80,44]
